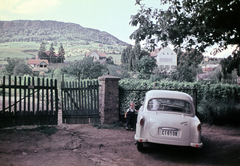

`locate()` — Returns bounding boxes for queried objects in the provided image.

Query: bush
[198,100,240,126]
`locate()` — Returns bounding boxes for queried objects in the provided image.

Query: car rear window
[147,98,192,114]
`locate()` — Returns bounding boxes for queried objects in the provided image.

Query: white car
[134,90,203,151]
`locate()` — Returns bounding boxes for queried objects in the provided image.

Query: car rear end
[134,90,202,150]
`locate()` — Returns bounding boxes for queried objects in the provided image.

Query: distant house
[28,59,49,72]
[197,72,212,81]
[45,51,55,56]
[151,47,177,71]
[202,64,219,72]
[85,51,106,64]
[45,51,62,58]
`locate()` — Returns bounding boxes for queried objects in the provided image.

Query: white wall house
[28,59,49,72]
[86,51,106,64]
[151,47,177,71]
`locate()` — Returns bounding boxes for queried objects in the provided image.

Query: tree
[131,0,240,50]
[121,45,133,70]
[136,56,157,79]
[121,43,150,71]
[39,42,46,52]
[58,44,65,63]
[4,58,21,75]
[220,48,240,76]
[171,49,203,82]
[38,42,49,61]
[13,63,32,76]
[130,0,240,76]
[62,57,107,79]
[176,48,204,67]
[49,43,55,63]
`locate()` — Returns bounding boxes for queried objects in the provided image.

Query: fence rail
[0,76,58,127]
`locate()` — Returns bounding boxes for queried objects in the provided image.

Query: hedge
[119,78,240,126]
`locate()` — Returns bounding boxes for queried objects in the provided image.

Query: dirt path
[0,124,240,166]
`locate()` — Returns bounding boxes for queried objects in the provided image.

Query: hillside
[0,20,128,46]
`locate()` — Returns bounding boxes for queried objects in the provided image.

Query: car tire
[137,142,144,152]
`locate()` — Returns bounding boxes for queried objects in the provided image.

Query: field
[0,41,124,65]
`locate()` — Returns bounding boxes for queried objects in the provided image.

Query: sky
[0,0,160,45]
[0,0,234,58]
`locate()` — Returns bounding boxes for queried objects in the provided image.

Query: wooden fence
[0,76,58,127]
[61,80,99,124]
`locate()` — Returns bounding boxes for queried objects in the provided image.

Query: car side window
[147,98,192,114]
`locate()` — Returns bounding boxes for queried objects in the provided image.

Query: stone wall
[98,75,121,124]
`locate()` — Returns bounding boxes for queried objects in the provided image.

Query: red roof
[86,51,106,58]
[28,59,49,65]
[150,48,162,57]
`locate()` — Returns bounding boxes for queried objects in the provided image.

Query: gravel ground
[0,123,240,166]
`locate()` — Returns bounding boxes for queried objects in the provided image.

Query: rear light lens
[140,118,144,126]
[197,124,201,132]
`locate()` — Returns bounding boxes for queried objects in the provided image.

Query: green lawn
[0,42,39,63]
[108,54,121,65]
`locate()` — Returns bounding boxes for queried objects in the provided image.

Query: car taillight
[140,118,144,126]
[197,124,201,132]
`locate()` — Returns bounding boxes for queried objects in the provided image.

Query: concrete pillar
[98,75,121,124]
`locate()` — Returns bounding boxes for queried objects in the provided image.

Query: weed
[92,122,123,130]
[0,126,58,136]
[33,126,57,136]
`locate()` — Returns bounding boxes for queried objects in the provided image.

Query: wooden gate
[0,76,58,128]
[61,80,99,124]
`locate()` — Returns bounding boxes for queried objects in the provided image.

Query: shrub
[198,100,240,126]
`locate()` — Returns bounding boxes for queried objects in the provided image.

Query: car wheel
[137,142,144,152]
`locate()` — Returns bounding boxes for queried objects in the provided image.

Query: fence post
[2,76,5,114]
[193,89,198,116]
[98,75,121,124]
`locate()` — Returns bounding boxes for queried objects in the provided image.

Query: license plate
[161,130,178,137]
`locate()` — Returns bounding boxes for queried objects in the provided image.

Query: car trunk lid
[148,112,191,141]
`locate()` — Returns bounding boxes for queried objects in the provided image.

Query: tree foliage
[176,48,204,67]
[121,45,133,70]
[220,48,240,76]
[136,56,157,79]
[2,58,32,76]
[4,58,21,75]
[62,57,107,79]
[131,0,240,51]
[171,49,203,82]
[13,63,32,76]
[58,44,65,63]
[39,42,46,52]
[121,43,150,71]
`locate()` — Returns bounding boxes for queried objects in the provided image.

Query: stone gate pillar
[98,75,121,124]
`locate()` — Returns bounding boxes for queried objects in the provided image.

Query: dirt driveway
[0,123,240,166]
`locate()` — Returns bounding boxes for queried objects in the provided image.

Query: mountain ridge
[0,20,129,46]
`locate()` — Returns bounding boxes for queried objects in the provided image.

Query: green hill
[0,20,128,46]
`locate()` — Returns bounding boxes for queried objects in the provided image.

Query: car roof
[145,90,193,101]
